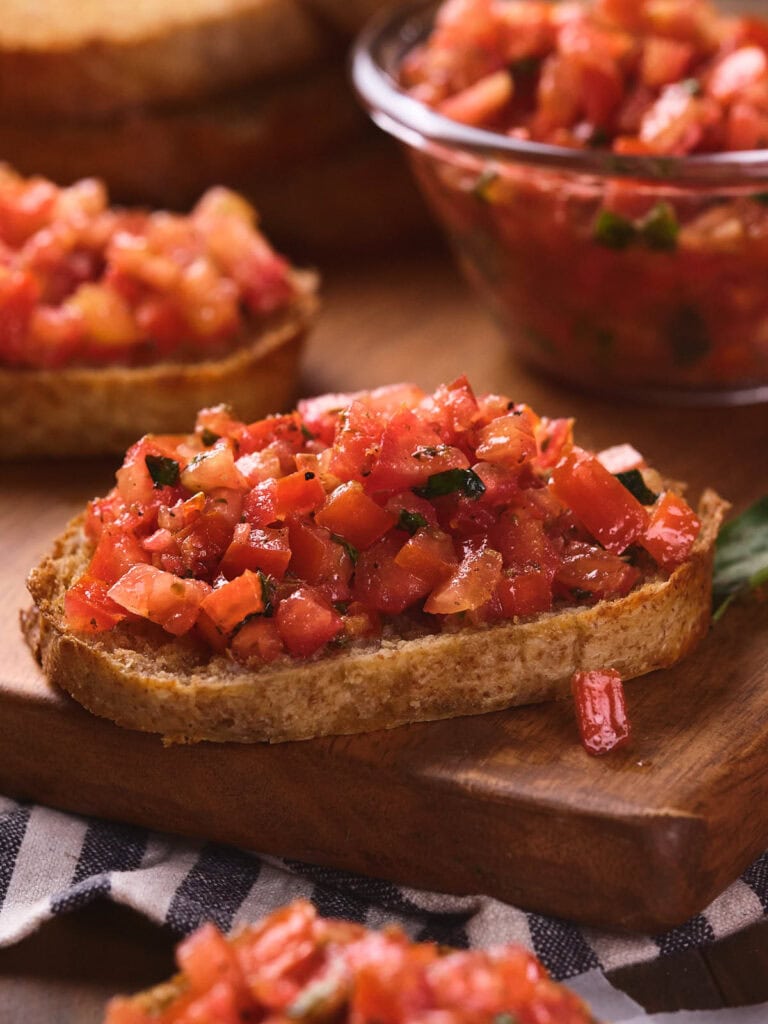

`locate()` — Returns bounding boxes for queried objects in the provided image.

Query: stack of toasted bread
[0,0,428,252]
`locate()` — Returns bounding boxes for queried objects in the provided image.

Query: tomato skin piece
[276,586,343,658]
[424,547,503,615]
[64,576,129,632]
[220,523,291,581]
[641,491,701,569]
[571,669,631,756]
[199,571,267,638]
[353,534,432,614]
[550,447,649,554]
[108,564,211,636]
[314,481,397,551]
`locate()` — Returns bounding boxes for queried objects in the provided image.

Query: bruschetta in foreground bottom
[103,899,598,1024]
[25,378,726,743]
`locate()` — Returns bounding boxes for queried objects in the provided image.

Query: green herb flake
[414,468,486,501]
[200,428,220,447]
[331,535,359,565]
[258,571,276,617]
[680,77,702,96]
[300,423,315,441]
[510,56,540,78]
[639,202,679,252]
[593,208,636,250]
[472,168,499,204]
[494,1015,520,1024]
[668,304,711,367]
[145,454,180,488]
[398,509,429,535]
[713,496,768,607]
[615,469,659,506]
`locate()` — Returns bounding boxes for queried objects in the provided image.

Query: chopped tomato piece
[364,410,468,495]
[475,410,538,468]
[550,447,649,554]
[424,547,503,614]
[230,617,284,664]
[181,444,248,494]
[243,480,279,528]
[641,491,701,569]
[288,518,354,602]
[496,570,553,618]
[438,70,514,126]
[64,577,129,632]
[394,527,459,587]
[220,523,291,581]
[555,540,641,601]
[353,534,432,614]
[276,586,343,658]
[108,564,210,635]
[199,571,268,638]
[571,668,631,755]
[89,523,151,585]
[273,471,328,519]
[314,482,397,551]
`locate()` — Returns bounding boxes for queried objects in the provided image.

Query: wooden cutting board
[2,253,768,934]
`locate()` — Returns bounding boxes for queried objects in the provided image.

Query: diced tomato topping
[550,447,649,554]
[64,577,129,632]
[571,668,631,755]
[0,170,297,370]
[424,547,504,614]
[353,534,432,614]
[199,571,268,638]
[315,482,397,551]
[108,564,211,635]
[276,587,343,658]
[641,490,701,569]
[70,379,685,664]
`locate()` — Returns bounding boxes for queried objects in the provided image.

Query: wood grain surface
[2,253,768,935]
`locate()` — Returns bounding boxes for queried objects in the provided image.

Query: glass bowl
[352,0,768,405]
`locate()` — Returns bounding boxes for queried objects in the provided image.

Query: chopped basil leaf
[200,428,220,447]
[680,77,702,96]
[615,469,659,506]
[494,1015,520,1024]
[510,56,540,78]
[752,192,768,206]
[398,509,429,535]
[414,468,486,500]
[145,454,180,488]
[668,304,711,366]
[331,535,359,565]
[713,496,768,603]
[639,202,679,252]
[472,168,499,203]
[593,209,636,249]
[300,423,315,441]
[258,571,276,617]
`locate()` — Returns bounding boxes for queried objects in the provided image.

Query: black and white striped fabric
[1,794,766,982]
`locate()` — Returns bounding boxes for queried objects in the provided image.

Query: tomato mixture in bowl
[354,0,768,403]
[0,165,297,370]
[66,377,700,665]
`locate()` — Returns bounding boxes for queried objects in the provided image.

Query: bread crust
[0,0,334,119]
[24,490,727,744]
[0,277,317,458]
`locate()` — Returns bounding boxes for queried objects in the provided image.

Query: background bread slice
[0,0,335,119]
[24,491,727,744]
[1,277,317,459]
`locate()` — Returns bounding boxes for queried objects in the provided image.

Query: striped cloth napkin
[1,794,766,982]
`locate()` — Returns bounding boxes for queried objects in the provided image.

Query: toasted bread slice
[0,0,335,119]
[1,277,318,458]
[24,490,726,744]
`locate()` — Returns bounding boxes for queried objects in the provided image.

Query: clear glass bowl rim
[352,0,768,186]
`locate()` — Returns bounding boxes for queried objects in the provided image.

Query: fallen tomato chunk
[571,668,631,756]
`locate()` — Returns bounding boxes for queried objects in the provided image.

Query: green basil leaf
[331,535,359,565]
[593,209,636,249]
[200,428,220,447]
[615,469,659,506]
[639,201,679,252]
[145,454,180,488]
[414,468,486,501]
[258,571,276,618]
[713,496,768,600]
[397,509,429,535]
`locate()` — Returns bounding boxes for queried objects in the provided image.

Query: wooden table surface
[2,249,768,1018]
